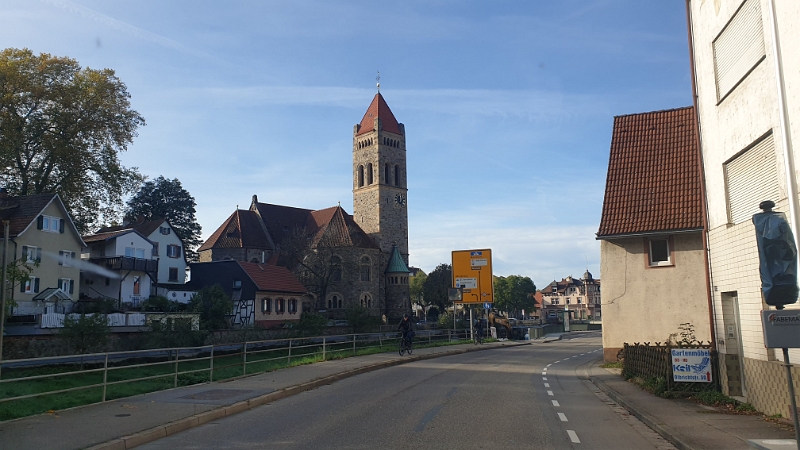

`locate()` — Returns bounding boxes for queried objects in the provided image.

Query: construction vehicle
[488,310,513,339]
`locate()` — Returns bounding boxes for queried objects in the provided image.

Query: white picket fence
[40,312,147,329]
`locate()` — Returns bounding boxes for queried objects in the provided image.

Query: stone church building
[198,92,411,321]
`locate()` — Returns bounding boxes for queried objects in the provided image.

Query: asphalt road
[140,334,676,449]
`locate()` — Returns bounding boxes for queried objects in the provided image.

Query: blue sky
[1,0,693,287]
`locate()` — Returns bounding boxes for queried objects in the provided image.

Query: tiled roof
[0,193,60,238]
[238,262,307,294]
[355,93,402,136]
[253,202,313,246]
[97,218,167,238]
[597,106,704,238]
[198,210,271,252]
[308,206,379,249]
[83,229,152,244]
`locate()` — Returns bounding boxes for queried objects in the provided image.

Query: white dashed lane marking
[552,400,560,407]
[544,383,550,388]
[567,430,580,443]
[542,377,547,381]
[558,413,568,422]
[547,391,554,396]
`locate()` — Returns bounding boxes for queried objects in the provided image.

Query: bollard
[322,337,326,361]
[102,353,109,402]
[288,339,293,365]
[243,341,248,376]
[209,345,215,382]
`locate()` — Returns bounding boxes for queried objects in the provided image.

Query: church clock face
[394,193,406,207]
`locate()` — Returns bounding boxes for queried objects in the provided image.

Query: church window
[360,256,371,281]
[331,256,342,282]
[394,165,399,186]
[384,164,390,184]
[367,163,374,185]
[360,293,372,308]
[358,165,364,187]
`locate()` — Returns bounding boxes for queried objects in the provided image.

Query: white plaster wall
[600,233,711,355]
[146,222,186,285]
[113,233,153,259]
[690,0,800,364]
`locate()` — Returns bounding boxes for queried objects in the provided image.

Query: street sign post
[451,249,494,304]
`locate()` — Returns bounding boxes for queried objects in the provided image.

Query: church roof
[597,106,703,238]
[385,244,410,274]
[307,206,379,249]
[198,210,272,252]
[355,93,403,136]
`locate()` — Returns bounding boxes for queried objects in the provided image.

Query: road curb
[86,341,528,450]
[587,374,696,450]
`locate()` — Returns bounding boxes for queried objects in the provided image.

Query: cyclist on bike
[397,313,413,346]
[475,317,485,342]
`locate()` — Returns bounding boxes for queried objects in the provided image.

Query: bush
[140,296,185,312]
[344,307,380,333]
[60,314,111,354]
[295,312,327,337]
[189,285,232,331]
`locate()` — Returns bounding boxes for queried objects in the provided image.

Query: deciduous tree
[189,284,233,331]
[0,48,145,232]
[423,264,452,315]
[126,176,203,262]
[493,275,537,318]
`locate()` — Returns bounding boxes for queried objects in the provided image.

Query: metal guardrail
[0,328,472,411]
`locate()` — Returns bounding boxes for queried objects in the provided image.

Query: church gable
[198,210,271,252]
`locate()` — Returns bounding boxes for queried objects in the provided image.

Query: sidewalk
[0,341,525,450]
[587,361,796,450]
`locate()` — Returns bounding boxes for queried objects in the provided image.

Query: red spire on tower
[355,93,402,136]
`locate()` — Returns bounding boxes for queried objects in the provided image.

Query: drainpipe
[685,0,716,349]
[767,0,800,261]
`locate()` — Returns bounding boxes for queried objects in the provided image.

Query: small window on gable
[160,226,171,235]
[648,238,672,267]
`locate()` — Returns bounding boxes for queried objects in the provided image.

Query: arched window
[360,256,371,281]
[394,165,400,186]
[330,295,340,309]
[338,297,343,308]
[384,164,390,184]
[358,165,364,187]
[367,163,374,185]
[361,293,372,308]
[331,256,342,282]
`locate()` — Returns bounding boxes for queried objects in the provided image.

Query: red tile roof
[198,210,272,252]
[307,206,379,249]
[355,93,402,136]
[0,193,63,238]
[238,262,307,294]
[597,106,704,238]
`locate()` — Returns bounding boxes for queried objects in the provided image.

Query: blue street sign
[484,303,491,309]
[471,251,482,256]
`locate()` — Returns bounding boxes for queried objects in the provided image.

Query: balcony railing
[90,256,158,273]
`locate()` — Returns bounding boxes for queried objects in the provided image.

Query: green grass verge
[0,337,472,421]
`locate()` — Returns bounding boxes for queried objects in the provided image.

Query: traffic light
[753,200,799,307]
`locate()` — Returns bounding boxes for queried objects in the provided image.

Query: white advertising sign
[761,310,800,348]
[471,258,488,267]
[671,349,713,383]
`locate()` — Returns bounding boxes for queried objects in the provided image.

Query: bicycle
[473,329,484,345]
[398,332,413,355]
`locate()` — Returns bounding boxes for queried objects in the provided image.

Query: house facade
[539,272,601,322]
[597,107,711,363]
[188,260,309,328]
[97,218,188,295]
[198,92,411,321]
[0,192,85,316]
[81,229,158,307]
[687,0,800,413]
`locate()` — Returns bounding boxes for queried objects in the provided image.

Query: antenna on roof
[376,70,380,93]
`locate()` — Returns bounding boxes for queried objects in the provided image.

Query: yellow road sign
[451,249,494,304]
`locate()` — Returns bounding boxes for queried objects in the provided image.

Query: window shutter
[34,278,39,293]
[69,279,74,295]
[58,251,64,266]
[20,281,25,293]
[59,219,64,233]
[713,0,765,101]
[36,216,43,230]
[22,246,27,260]
[725,133,780,224]
[36,248,41,263]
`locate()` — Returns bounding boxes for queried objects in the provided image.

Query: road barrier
[0,328,472,420]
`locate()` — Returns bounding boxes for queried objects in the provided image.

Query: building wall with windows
[8,197,84,314]
[145,221,187,287]
[599,233,710,361]
[688,0,800,414]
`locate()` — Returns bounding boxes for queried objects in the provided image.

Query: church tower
[353,91,410,319]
